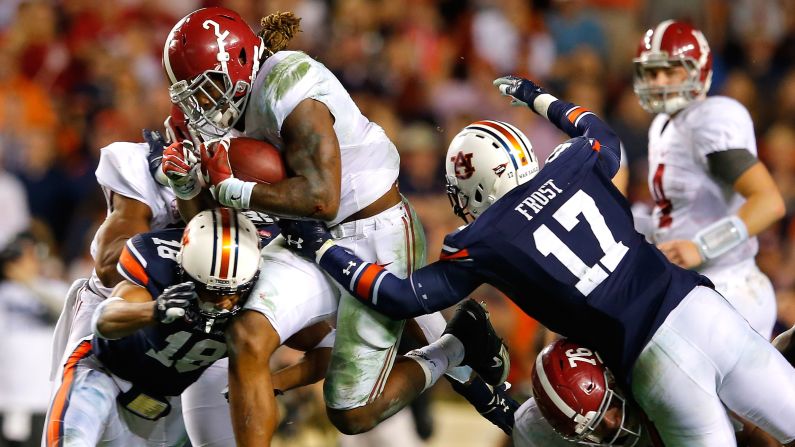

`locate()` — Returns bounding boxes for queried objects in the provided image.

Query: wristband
[692,216,748,261]
[315,239,338,263]
[215,178,256,209]
[532,93,558,119]
[91,296,126,340]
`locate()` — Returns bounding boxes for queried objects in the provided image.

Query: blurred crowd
[4,0,795,445]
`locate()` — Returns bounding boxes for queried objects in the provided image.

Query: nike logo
[376,261,393,268]
[230,194,242,201]
[492,356,503,368]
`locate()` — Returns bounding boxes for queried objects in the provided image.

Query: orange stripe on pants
[46,340,93,446]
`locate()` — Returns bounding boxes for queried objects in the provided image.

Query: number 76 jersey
[436,137,710,383]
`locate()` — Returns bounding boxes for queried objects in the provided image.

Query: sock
[405,334,465,390]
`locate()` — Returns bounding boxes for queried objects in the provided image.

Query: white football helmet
[445,120,539,222]
[178,208,261,319]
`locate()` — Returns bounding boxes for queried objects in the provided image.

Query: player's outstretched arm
[92,280,156,339]
[494,76,621,172]
[279,220,481,319]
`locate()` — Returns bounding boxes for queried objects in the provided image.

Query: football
[225,137,286,184]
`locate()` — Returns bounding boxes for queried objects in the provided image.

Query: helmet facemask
[633,57,709,114]
[565,371,642,447]
[183,269,259,334]
[169,70,251,139]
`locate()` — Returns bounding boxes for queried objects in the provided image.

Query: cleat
[443,299,510,386]
[449,377,519,435]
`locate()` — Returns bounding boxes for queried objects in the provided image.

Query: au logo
[450,151,475,179]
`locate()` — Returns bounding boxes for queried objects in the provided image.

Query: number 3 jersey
[91,224,278,397]
[316,102,712,385]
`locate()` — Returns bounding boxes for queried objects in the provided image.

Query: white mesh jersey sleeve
[94,142,180,228]
[243,51,400,225]
[687,96,758,158]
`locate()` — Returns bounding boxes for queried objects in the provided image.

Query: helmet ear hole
[474,188,483,203]
[239,48,247,65]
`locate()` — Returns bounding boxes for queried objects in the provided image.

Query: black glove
[154,281,197,324]
[143,128,170,186]
[277,219,333,260]
[493,76,547,111]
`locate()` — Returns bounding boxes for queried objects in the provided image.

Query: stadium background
[2,0,795,446]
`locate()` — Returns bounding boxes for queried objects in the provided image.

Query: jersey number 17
[533,190,628,296]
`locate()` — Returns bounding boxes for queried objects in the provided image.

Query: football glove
[143,129,170,186]
[162,141,202,200]
[201,138,255,209]
[278,219,334,260]
[154,281,197,324]
[493,76,547,111]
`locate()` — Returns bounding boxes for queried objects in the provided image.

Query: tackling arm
[93,195,153,287]
[94,280,156,339]
[315,243,481,319]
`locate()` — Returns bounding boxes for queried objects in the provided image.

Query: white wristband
[215,178,256,209]
[692,216,749,261]
[533,93,558,119]
[91,296,126,340]
[315,239,337,264]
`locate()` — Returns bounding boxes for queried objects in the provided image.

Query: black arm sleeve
[706,149,758,185]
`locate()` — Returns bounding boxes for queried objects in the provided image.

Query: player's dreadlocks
[258,11,301,57]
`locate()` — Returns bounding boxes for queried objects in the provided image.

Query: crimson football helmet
[633,20,712,114]
[532,339,642,446]
[445,120,539,223]
[163,7,265,138]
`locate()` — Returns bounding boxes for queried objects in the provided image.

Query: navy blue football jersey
[314,100,711,384]
[93,221,278,396]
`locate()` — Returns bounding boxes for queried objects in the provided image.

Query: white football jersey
[647,96,757,274]
[244,51,400,226]
[88,142,181,296]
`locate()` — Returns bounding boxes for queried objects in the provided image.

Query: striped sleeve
[317,244,482,319]
[117,238,149,288]
[544,99,621,178]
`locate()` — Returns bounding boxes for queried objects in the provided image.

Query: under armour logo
[342,261,357,276]
[285,235,303,249]
[492,356,503,368]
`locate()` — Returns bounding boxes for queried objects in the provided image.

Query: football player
[278,76,795,446]
[161,7,508,444]
[515,338,781,447]
[634,20,784,338]
[45,209,332,446]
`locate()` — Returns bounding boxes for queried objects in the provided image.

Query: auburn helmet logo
[450,151,475,179]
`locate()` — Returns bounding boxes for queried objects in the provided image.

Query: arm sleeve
[318,245,482,319]
[706,149,758,185]
[95,142,156,205]
[544,99,621,177]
